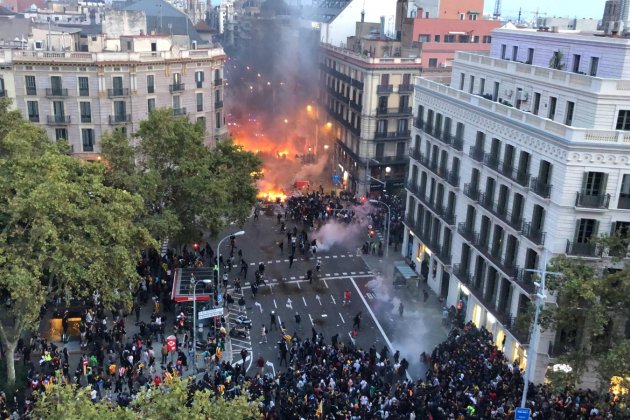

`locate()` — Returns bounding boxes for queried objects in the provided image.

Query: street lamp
[369,199,391,257]
[365,158,385,195]
[216,230,246,302]
[306,104,319,155]
[190,274,212,372]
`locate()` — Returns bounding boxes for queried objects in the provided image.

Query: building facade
[403,28,630,384]
[0,39,227,159]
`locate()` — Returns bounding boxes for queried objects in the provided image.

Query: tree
[31,377,260,419]
[0,100,152,387]
[101,109,262,245]
[549,50,565,70]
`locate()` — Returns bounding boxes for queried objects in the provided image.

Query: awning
[394,260,419,280]
[171,268,215,302]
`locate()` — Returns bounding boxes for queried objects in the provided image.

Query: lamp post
[365,158,382,196]
[369,199,391,257]
[216,230,246,302]
[191,274,212,372]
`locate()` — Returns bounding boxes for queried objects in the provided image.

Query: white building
[403,28,630,384]
[0,35,227,160]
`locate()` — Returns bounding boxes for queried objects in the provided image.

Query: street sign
[217,293,223,303]
[198,307,224,320]
[166,335,177,352]
[515,408,530,420]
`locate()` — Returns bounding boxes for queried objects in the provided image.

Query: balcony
[0,89,6,97]
[530,177,552,199]
[26,87,37,96]
[405,181,456,226]
[566,240,601,257]
[457,222,477,244]
[478,193,524,231]
[515,268,536,293]
[463,183,480,201]
[377,84,393,94]
[28,115,40,123]
[215,100,224,108]
[45,88,68,98]
[79,88,90,97]
[214,78,223,86]
[398,84,414,93]
[375,107,412,117]
[374,130,410,140]
[404,217,451,265]
[107,88,129,98]
[172,107,187,116]
[575,192,610,209]
[522,221,545,245]
[108,114,131,125]
[469,145,484,162]
[47,115,70,125]
[169,83,185,93]
[484,154,530,187]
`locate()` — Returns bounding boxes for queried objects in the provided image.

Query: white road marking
[324,256,330,259]
[290,277,296,280]
[351,272,356,275]
[340,255,346,258]
[325,274,331,277]
[284,259,289,262]
[254,302,263,313]
[331,294,336,304]
[339,312,345,323]
[302,296,307,307]
[348,331,355,345]
[332,255,338,259]
[315,295,322,306]
[276,260,281,263]
[323,278,329,288]
[273,299,277,309]
[308,314,314,326]
[342,272,348,275]
[267,261,272,264]
[334,273,339,276]
[286,298,293,310]
[250,263,255,266]
[350,277,412,382]
[322,314,327,318]
[296,281,301,289]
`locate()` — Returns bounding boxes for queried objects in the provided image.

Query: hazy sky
[483,0,604,20]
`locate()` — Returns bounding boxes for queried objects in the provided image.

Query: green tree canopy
[0,99,152,388]
[101,108,262,245]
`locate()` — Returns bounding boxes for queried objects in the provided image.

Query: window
[500,44,507,59]
[575,219,598,244]
[565,101,575,125]
[533,92,541,115]
[468,13,478,20]
[548,96,557,120]
[55,128,67,141]
[195,71,204,88]
[173,72,181,85]
[511,46,518,61]
[27,101,39,122]
[582,172,607,195]
[479,78,485,95]
[428,58,438,68]
[173,95,181,110]
[468,75,475,94]
[397,118,408,133]
[434,35,440,42]
[112,76,123,95]
[78,76,89,96]
[147,98,156,112]
[483,36,492,43]
[25,75,36,95]
[459,13,465,20]
[196,116,206,128]
[214,89,221,104]
[418,34,430,42]
[147,75,154,94]
[380,74,389,85]
[196,92,203,112]
[572,54,581,73]
[444,35,456,43]
[589,57,599,76]
[376,120,387,134]
[526,48,534,64]
[80,101,91,123]
[619,174,630,209]
[81,128,94,152]
[459,73,465,90]
[53,101,65,118]
[617,110,630,130]
[114,100,126,120]
[459,35,469,43]
[216,112,221,129]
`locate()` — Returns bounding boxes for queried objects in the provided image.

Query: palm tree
[549,50,565,70]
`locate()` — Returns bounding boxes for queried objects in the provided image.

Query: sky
[483,0,605,20]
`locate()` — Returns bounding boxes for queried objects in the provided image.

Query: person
[353,312,362,331]
[251,282,258,299]
[259,325,267,344]
[307,269,313,285]
[269,311,277,331]
[294,313,301,331]
[315,258,321,273]
[398,302,404,317]
[256,355,265,374]
[258,262,265,275]
[423,289,429,302]
[253,208,259,221]
[61,310,69,343]
[240,348,248,364]
[289,254,294,268]
[343,290,351,306]
[278,240,284,254]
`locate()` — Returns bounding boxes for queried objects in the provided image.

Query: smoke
[311,220,366,252]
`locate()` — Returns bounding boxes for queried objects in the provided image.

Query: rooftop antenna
[493,0,501,19]
[361,0,365,22]
[518,7,522,24]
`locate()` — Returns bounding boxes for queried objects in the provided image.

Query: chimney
[380,15,385,35]
[361,10,364,22]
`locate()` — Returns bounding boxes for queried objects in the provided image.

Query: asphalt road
[218,204,447,380]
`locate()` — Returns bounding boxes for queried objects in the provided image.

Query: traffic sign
[198,307,224,320]
[515,408,530,420]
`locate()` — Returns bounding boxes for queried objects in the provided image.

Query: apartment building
[0,35,227,160]
[403,28,630,383]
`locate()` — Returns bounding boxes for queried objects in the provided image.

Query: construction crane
[517,7,547,24]
[493,0,501,19]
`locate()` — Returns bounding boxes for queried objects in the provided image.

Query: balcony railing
[404,216,451,265]
[398,84,414,93]
[108,114,131,125]
[522,221,545,245]
[169,83,185,93]
[484,153,530,187]
[575,192,610,209]
[375,107,412,116]
[457,222,477,244]
[47,115,70,125]
[172,107,187,116]
[478,193,524,231]
[530,177,552,199]
[374,130,411,140]
[469,145,484,162]
[463,183,480,201]
[566,240,601,257]
[45,88,68,98]
[107,88,129,98]
[79,88,90,97]
[515,268,536,293]
[214,78,223,86]
[215,100,224,108]
[26,87,37,96]
[405,181,456,225]
[376,84,393,94]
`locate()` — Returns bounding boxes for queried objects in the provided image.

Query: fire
[257,190,288,202]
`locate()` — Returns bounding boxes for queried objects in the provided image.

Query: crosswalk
[225,289,253,372]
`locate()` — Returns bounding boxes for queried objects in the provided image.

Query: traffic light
[367,225,375,238]
[193,243,199,251]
